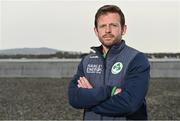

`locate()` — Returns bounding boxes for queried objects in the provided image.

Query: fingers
[80,77,89,88]
[82,77,93,89]
[77,79,83,87]
[114,88,122,95]
[77,77,88,88]
[77,77,93,89]
[77,84,81,88]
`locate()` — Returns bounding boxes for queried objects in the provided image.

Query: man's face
[94,13,126,48]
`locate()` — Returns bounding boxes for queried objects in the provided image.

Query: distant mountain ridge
[0,47,59,55]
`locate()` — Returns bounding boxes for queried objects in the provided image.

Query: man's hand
[77,77,93,89]
[114,88,122,95]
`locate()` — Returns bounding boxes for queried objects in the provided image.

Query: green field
[0,78,179,120]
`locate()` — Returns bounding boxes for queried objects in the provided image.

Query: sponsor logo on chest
[86,64,103,74]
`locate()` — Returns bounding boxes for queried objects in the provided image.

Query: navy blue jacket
[68,40,150,120]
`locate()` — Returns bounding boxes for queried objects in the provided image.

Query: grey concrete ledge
[0,59,179,78]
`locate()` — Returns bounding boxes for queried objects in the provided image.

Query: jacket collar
[91,40,126,58]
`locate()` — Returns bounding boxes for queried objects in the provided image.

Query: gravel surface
[0,78,179,120]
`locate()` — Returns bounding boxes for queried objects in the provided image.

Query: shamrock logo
[111,62,123,74]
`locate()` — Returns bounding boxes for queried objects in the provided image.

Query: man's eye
[111,24,118,27]
[99,25,106,28]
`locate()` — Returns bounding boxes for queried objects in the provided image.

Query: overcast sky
[0,0,180,53]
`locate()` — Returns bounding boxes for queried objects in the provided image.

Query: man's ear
[94,27,98,37]
[122,25,127,35]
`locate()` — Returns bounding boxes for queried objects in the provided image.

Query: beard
[98,33,122,48]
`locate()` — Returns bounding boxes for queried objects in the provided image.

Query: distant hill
[0,47,59,55]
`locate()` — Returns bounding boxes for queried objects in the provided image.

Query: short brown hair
[95,5,125,28]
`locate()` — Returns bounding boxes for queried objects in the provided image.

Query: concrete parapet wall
[149,59,180,78]
[0,59,179,78]
[0,59,80,78]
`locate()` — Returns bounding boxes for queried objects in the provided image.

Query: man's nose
[105,25,111,33]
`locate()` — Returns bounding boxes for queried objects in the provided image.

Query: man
[68,5,150,120]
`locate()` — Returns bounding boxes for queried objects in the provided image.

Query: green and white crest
[111,62,123,74]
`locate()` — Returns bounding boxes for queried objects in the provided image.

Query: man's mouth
[103,36,114,40]
[103,34,114,38]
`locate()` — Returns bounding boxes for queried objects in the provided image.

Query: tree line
[0,51,84,59]
[0,51,179,59]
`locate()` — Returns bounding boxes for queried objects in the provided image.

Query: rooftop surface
[0,77,179,120]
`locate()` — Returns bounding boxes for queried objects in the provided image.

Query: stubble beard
[99,34,122,48]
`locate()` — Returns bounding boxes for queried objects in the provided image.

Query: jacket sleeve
[68,58,113,109]
[91,53,150,116]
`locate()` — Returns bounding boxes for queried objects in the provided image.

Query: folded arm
[68,59,113,109]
